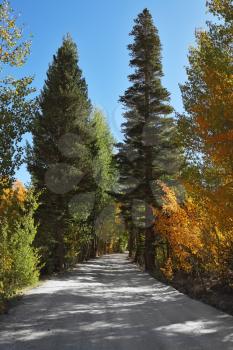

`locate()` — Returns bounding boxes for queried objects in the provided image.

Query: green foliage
[0,183,39,306]
[178,0,233,225]
[117,9,181,270]
[27,37,120,272]
[0,0,36,192]
[91,108,116,202]
[0,0,31,67]
[27,34,94,272]
[88,108,117,255]
[66,109,119,261]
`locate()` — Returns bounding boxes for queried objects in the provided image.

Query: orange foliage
[154,182,233,280]
[0,180,26,215]
[154,182,203,277]
[193,66,233,167]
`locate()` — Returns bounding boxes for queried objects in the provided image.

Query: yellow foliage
[160,258,173,280]
[154,182,203,276]
[0,180,26,213]
[0,181,39,304]
[0,0,31,67]
[154,182,233,280]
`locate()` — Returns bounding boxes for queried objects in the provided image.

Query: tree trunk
[56,228,65,271]
[90,233,98,259]
[128,226,136,258]
[144,227,155,271]
[89,196,98,259]
[134,230,145,267]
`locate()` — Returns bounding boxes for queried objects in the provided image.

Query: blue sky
[11,0,209,184]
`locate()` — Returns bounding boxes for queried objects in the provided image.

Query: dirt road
[0,253,233,349]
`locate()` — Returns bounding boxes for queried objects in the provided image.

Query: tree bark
[134,230,145,267]
[144,227,155,271]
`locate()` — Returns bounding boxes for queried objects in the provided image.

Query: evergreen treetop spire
[120,7,172,117]
[42,34,91,121]
[117,8,181,271]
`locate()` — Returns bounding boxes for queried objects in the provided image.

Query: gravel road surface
[0,253,233,349]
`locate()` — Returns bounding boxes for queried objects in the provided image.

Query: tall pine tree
[27,35,94,272]
[118,9,180,271]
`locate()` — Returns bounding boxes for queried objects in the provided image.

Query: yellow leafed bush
[0,181,39,309]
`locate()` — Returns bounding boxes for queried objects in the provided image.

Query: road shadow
[0,254,233,350]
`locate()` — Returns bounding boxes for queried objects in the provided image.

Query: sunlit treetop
[0,0,31,68]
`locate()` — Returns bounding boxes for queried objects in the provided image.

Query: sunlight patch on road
[155,320,219,335]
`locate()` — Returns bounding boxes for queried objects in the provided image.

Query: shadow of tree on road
[0,254,233,350]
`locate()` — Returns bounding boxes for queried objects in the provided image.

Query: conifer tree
[118,9,180,270]
[27,35,94,272]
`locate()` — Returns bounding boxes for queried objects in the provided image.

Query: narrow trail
[0,253,233,349]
